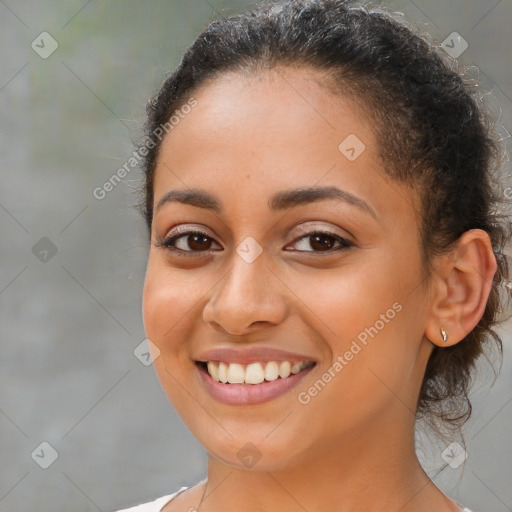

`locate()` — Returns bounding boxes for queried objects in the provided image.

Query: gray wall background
[0,1,510,511]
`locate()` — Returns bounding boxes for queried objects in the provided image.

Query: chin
[197,429,309,473]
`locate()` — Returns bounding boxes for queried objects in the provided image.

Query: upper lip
[195,347,317,364]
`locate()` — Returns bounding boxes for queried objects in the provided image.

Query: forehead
[153,66,419,223]
[160,66,375,160]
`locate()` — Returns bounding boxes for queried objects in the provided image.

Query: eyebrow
[155,186,377,220]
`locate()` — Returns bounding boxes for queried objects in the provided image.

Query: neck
[198,415,456,512]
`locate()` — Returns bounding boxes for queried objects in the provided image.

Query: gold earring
[440,326,448,343]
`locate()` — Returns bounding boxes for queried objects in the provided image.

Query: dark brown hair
[136,0,511,435]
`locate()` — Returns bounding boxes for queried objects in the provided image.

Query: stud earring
[440,325,448,343]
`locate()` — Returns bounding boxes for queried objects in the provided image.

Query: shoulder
[114,487,188,512]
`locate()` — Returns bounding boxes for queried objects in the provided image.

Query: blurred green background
[1,1,511,511]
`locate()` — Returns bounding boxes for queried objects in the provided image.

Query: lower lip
[196,363,316,406]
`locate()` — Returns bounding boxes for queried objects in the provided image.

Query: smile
[205,360,314,384]
[196,360,317,405]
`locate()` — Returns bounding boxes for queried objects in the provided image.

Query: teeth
[264,361,279,381]
[207,361,219,381]
[227,363,245,384]
[218,362,228,383]
[291,362,303,374]
[245,363,265,384]
[279,361,291,378]
[205,360,312,384]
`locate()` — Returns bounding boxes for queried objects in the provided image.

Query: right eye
[155,230,223,257]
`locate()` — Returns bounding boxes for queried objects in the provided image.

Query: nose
[202,250,289,336]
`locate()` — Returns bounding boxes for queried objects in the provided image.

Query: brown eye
[185,233,213,251]
[156,230,222,256]
[309,234,337,251]
[286,231,353,253]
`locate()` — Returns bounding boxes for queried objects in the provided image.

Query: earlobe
[424,229,497,348]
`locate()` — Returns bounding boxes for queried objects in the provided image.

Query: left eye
[285,231,353,252]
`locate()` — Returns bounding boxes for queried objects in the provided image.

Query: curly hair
[135,0,512,436]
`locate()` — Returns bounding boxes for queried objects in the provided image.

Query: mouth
[200,360,315,384]
[195,359,317,405]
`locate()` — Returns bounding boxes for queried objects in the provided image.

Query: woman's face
[143,67,434,471]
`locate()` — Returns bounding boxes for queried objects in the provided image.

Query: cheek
[142,258,204,374]
[142,260,199,404]
[292,250,423,413]
[290,252,405,346]
[143,257,194,337]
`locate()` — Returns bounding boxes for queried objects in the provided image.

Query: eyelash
[155,229,354,257]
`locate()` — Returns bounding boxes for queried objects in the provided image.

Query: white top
[114,486,475,512]
[114,486,189,511]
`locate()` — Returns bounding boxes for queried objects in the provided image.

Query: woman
[117,0,511,510]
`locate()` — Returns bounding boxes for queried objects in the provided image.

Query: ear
[424,229,497,347]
